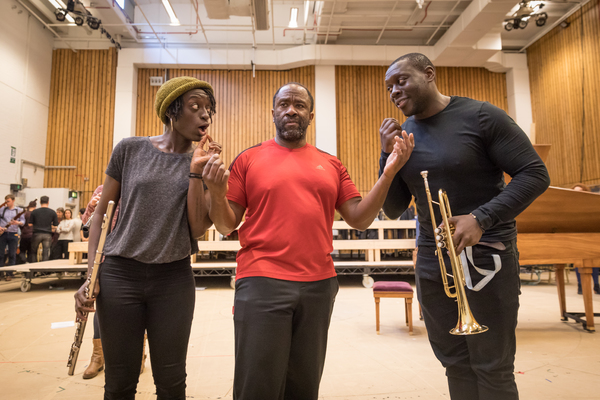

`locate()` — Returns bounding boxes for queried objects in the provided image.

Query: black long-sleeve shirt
[379,96,550,247]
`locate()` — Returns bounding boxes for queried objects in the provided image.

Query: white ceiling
[18,0,584,53]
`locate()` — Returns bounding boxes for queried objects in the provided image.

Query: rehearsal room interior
[1,0,600,399]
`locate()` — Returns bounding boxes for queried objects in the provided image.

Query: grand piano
[516,186,600,331]
[514,145,600,331]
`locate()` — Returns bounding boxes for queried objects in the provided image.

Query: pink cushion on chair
[373,281,413,292]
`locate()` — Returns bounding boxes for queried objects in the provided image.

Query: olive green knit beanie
[155,76,215,124]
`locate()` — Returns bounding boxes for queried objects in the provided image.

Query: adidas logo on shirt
[316,165,325,171]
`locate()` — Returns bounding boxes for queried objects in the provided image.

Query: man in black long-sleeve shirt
[379,53,550,400]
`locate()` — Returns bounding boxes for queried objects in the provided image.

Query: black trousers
[0,232,19,274]
[97,256,195,400]
[57,239,72,259]
[416,240,521,400]
[93,312,101,339]
[31,233,52,262]
[19,236,34,264]
[233,276,339,400]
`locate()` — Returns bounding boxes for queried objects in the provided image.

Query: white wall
[0,1,54,197]
[22,188,80,213]
[314,65,337,156]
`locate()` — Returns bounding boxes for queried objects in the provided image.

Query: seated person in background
[571,183,599,294]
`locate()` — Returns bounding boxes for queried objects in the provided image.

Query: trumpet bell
[451,319,489,335]
[450,294,488,335]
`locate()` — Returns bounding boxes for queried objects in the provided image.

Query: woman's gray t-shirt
[103,137,199,264]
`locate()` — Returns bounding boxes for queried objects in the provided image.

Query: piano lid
[516,186,600,233]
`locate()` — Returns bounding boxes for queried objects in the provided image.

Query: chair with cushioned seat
[373,281,414,334]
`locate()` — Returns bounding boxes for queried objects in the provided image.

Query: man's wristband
[469,213,485,233]
[189,173,203,180]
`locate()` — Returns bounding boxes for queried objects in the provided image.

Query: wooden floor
[0,271,599,399]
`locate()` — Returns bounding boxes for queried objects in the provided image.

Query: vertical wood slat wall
[336,66,509,195]
[135,67,316,167]
[527,0,600,187]
[45,48,117,205]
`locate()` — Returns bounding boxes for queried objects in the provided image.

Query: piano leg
[562,260,599,332]
[581,260,596,332]
[555,264,567,321]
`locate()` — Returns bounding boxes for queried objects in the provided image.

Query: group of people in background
[0,194,87,279]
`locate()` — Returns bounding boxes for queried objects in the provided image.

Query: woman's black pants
[97,256,195,400]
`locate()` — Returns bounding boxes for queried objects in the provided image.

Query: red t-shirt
[227,139,361,281]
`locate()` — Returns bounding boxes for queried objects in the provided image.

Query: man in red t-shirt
[203,82,414,400]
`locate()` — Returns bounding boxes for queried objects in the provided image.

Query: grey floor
[0,271,599,399]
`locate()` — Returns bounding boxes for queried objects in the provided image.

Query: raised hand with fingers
[203,154,231,199]
[190,135,223,174]
[379,118,403,153]
[382,130,415,179]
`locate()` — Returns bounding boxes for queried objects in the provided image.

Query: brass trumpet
[420,171,488,335]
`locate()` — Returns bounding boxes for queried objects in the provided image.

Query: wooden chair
[373,281,413,334]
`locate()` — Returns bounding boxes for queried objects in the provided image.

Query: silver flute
[81,210,95,235]
[67,201,115,375]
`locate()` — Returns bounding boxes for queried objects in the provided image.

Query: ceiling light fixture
[288,7,299,28]
[304,1,312,25]
[48,0,74,22]
[161,0,180,26]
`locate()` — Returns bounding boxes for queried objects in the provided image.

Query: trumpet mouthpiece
[420,171,428,178]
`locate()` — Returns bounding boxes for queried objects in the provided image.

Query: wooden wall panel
[44,49,117,206]
[135,67,316,168]
[527,0,600,187]
[336,66,508,195]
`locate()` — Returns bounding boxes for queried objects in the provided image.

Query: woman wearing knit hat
[74,76,221,399]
